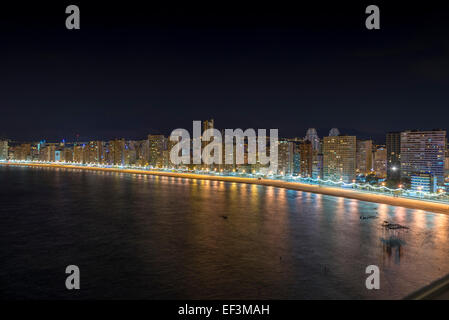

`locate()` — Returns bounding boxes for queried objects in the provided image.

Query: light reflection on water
[0,165,449,299]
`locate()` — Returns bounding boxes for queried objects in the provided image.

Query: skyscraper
[299,140,313,177]
[110,139,125,166]
[124,141,137,165]
[86,141,104,164]
[0,140,8,160]
[277,139,294,175]
[323,135,356,182]
[148,134,166,168]
[386,132,401,181]
[373,145,387,178]
[73,144,85,163]
[356,140,373,175]
[135,140,150,166]
[292,143,301,175]
[400,130,446,186]
[63,147,74,162]
[312,153,324,179]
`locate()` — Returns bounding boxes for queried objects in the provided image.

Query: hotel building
[400,130,446,186]
[323,135,356,183]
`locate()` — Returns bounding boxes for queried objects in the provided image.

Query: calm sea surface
[1,165,449,299]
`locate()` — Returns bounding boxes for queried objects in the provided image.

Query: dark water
[1,165,449,300]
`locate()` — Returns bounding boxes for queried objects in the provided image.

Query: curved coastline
[2,162,449,214]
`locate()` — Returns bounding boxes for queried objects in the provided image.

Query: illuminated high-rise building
[148,134,166,168]
[37,143,57,162]
[124,141,137,165]
[110,139,125,166]
[299,140,313,177]
[30,144,39,160]
[73,145,85,163]
[386,132,401,181]
[323,135,356,182]
[0,140,8,160]
[356,140,373,175]
[373,145,387,178]
[13,143,31,161]
[277,139,294,175]
[288,139,302,175]
[292,150,301,175]
[64,148,73,162]
[400,130,446,186]
[38,144,48,161]
[85,141,104,164]
[312,153,323,179]
[135,140,150,166]
[103,142,112,164]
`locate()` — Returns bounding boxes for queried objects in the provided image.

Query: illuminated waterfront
[2,161,449,214]
[1,165,449,299]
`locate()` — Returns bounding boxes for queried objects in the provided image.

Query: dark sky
[1,1,448,142]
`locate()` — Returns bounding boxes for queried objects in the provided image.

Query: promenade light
[6,160,449,202]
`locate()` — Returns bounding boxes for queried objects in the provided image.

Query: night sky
[1,2,448,142]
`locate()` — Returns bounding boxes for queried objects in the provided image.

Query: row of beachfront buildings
[1,120,448,192]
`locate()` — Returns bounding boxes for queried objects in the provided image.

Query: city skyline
[2,122,448,192]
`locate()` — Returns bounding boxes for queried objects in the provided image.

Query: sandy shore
[2,162,449,214]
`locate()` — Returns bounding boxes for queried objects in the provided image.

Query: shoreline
[2,162,449,214]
